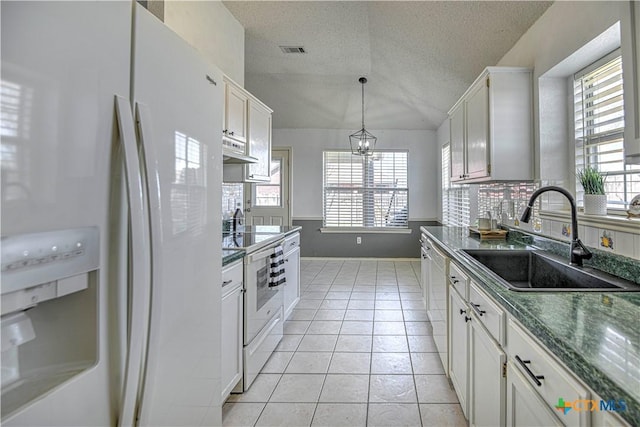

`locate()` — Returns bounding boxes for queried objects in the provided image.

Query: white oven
[241,239,284,390]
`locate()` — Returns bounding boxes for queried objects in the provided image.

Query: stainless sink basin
[460,249,640,292]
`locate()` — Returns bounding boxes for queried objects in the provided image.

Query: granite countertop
[421,225,640,426]
[221,226,300,267]
[222,248,245,267]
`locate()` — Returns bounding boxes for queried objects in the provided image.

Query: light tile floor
[223,259,466,427]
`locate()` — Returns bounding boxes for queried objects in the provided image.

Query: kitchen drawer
[507,319,590,427]
[449,262,469,300]
[222,260,243,292]
[469,281,504,345]
[283,232,300,254]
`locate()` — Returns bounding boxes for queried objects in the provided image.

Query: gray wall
[294,220,439,258]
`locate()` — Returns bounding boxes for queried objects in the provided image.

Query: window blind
[323,150,408,228]
[441,144,470,227]
[574,53,640,209]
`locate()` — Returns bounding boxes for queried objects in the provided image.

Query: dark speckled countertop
[222,248,245,267]
[420,225,640,426]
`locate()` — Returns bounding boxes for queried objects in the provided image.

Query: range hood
[223,149,258,164]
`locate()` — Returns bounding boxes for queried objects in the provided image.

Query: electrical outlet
[356,236,362,244]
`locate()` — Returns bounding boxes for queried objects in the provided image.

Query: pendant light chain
[361,80,365,130]
[349,76,377,156]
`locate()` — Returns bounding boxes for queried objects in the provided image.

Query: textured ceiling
[223,1,552,130]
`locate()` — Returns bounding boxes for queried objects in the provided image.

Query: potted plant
[577,167,607,215]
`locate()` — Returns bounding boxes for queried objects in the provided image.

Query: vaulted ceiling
[223,1,552,130]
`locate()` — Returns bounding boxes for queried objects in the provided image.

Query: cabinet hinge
[487,163,491,174]
[502,362,507,378]
[486,77,490,88]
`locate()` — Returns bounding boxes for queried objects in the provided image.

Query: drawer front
[284,232,300,254]
[507,319,589,427]
[449,262,469,300]
[222,260,243,292]
[469,281,504,345]
[430,240,447,270]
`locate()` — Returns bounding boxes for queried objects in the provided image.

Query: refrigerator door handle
[114,96,152,427]
[133,101,162,425]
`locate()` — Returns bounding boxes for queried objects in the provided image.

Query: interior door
[245,148,290,225]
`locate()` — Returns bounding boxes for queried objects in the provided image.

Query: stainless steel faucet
[520,186,592,266]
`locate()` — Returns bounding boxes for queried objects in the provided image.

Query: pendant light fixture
[349,77,377,156]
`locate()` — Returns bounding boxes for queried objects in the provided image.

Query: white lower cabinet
[442,258,632,427]
[283,232,300,319]
[221,261,243,401]
[449,286,469,416]
[469,313,506,427]
[507,319,590,427]
[507,362,563,427]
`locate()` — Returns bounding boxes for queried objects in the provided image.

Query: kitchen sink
[459,249,640,292]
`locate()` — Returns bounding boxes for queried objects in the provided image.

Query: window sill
[540,210,640,234]
[320,227,412,234]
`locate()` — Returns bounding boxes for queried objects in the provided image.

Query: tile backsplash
[456,181,640,260]
[222,183,243,218]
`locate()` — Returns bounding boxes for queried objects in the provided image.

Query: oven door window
[256,262,278,311]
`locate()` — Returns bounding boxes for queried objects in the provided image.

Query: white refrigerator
[1,2,223,426]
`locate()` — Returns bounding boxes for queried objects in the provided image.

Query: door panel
[0,2,131,426]
[466,79,489,179]
[132,6,223,425]
[246,148,290,226]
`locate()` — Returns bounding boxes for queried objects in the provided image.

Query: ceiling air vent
[280,45,306,54]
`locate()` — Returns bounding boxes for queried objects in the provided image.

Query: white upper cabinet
[246,99,273,182]
[222,77,273,182]
[449,102,466,181]
[449,67,533,183]
[223,78,249,147]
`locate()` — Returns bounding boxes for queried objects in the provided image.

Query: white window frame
[573,49,639,213]
[321,150,409,230]
[441,143,470,227]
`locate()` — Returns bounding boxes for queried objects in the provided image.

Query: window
[323,150,408,228]
[574,52,640,210]
[441,144,470,227]
[254,159,282,207]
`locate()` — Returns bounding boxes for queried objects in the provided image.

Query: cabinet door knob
[464,316,472,322]
[459,309,466,315]
[229,131,235,136]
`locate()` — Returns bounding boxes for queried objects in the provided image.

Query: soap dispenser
[232,203,244,232]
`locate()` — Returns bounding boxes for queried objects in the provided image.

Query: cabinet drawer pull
[471,303,486,316]
[222,279,233,286]
[515,355,544,386]
[229,131,235,136]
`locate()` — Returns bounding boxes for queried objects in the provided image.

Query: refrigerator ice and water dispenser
[0,227,99,419]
